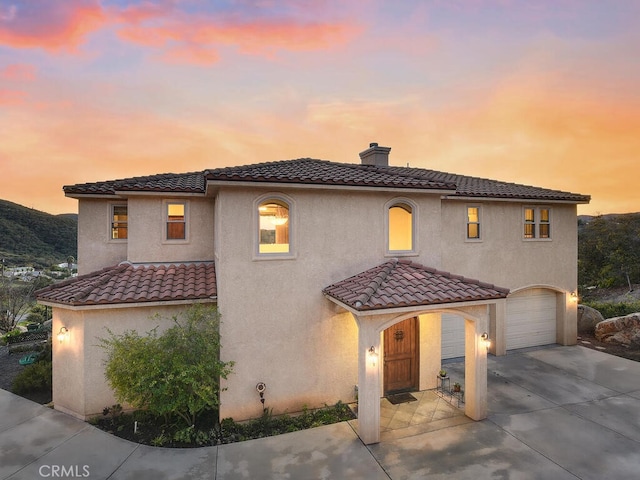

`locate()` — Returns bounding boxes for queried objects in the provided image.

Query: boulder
[577,305,605,334]
[595,313,640,347]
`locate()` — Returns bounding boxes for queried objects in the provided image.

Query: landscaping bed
[91,402,355,448]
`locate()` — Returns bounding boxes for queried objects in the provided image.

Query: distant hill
[578,212,640,290]
[0,200,77,268]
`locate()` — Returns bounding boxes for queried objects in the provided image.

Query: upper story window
[111,204,128,240]
[387,199,416,254]
[524,207,551,240]
[466,206,481,240]
[166,201,187,240]
[258,200,290,254]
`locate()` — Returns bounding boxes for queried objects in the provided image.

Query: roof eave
[37,296,218,311]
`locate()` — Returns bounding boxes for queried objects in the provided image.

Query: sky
[1,0,639,216]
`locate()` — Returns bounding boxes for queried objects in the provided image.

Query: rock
[595,313,640,346]
[577,305,605,334]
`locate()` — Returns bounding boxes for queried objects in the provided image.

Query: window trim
[163,200,189,243]
[385,197,418,256]
[522,206,552,241]
[109,203,128,242]
[254,193,296,260]
[465,205,482,242]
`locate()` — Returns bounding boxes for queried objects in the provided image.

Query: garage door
[506,289,557,350]
[441,313,465,359]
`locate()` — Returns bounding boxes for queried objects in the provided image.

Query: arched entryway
[322,258,510,444]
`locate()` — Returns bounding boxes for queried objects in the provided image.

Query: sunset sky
[1,0,639,215]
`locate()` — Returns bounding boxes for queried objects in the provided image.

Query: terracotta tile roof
[64,172,206,196]
[386,166,589,202]
[205,158,457,191]
[36,262,217,307]
[63,158,590,203]
[323,259,509,312]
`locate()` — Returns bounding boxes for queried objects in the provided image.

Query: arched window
[258,200,290,254]
[388,202,413,252]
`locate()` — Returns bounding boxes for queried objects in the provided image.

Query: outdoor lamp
[57,326,68,343]
[571,292,578,302]
[480,332,490,348]
[367,346,378,367]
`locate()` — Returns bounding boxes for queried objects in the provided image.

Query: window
[387,200,415,253]
[258,200,290,254]
[111,204,128,240]
[524,207,551,240]
[466,206,481,240]
[166,202,186,240]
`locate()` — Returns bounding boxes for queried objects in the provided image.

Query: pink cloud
[0,89,27,105]
[0,0,105,51]
[0,63,36,80]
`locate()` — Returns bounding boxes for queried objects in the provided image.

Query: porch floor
[349,389,473,442]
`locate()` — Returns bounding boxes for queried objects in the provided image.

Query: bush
[582,301,640,320]
[99,305,234,428]
[12,360,52,394]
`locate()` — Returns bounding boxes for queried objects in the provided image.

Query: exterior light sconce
[57,326,69,343]
[367,346,378,367]
[571,292,578,302]
[480,332,491,349]
[256,382,266,410]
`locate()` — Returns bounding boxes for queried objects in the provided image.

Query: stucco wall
[53,304,192,419]
[214,187,445,421]
[440,200,578,292]
[77,199,127,275]
[127,196,215,264]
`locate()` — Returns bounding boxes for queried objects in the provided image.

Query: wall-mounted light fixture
[57,326,68,343]
[367,346,378,367]
[480,332,490,349]
[571,292,578,302]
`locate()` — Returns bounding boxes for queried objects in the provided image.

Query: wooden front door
[384,317,419,395]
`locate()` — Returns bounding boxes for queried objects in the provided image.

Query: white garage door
[441,313,465,359]
[506,289,557,350]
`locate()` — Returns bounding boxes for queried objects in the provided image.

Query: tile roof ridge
[354,258,399,308]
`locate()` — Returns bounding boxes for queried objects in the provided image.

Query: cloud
[0,89,27,105]
[0,63,36,80]
[115,14,361,64]
[0,0,105,51]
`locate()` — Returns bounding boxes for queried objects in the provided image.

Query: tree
[0,276,51,333]
[99,304,234,427]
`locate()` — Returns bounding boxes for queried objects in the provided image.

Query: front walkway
[2,345,640,479]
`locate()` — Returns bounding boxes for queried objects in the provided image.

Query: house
[36,144,590,444]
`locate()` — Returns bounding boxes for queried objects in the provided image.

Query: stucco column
[489,299,507,356]
[464,306,489,421]
[557,291,578,346]
[356,315,381,445]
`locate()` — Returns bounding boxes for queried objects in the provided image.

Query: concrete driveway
[1,345,640,479]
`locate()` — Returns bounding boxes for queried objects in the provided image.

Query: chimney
[359,142,391,167]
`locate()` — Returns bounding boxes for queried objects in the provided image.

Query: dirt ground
[577,332,640,362]
[0,345,52,404]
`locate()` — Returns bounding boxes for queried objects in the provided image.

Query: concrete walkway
[2,345,640,479]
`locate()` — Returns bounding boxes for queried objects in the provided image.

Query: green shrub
[12,360,52,394]
[582,301,640,320]
[99,304,234,428]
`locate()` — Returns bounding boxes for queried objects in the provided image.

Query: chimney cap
[369,142,378,148]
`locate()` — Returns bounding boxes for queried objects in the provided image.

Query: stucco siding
[127,196,215,264]
[77,199,127,275]
[215,187,444,421]
[440,201,578,292]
